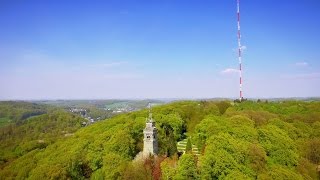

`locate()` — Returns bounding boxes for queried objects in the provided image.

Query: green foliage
[193,115,257,150]
[312,121,320,138]
[225,170,251,180]
[201,101,220,115]
[269,118,305,140]
[200,133,255,179]
[301,138,320,164]
[200,150,242,179]
[90,169,104,180]
[185,138,192,153]
[0,101,50,124]
[122,161,152,180]
[0,109,86,170]
[248,144,267,173]
[175,154,198,180]
[155,113,185,141]
[102,153,128,179]
[0,117,12,127]
[104,128,136,159]
[258,125,298,167]
[258,165,303,180]
[161,157,177,180]
[225,109,277,127]
[296,158,319,180]
[228,115,258,142]
[158,122,178,156]
[0,149,39,179]
[216,101,231,115]
[193,116,229,150]
[1,100,320,179]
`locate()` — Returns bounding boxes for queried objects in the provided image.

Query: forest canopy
[0,100,319,179]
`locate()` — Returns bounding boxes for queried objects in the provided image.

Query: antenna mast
[237,0,243,101]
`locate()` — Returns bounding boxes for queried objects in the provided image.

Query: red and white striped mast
[237,0,243,101]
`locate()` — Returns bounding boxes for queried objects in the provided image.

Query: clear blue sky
[1,0,320,99]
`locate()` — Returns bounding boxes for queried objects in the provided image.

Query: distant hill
[0,102,87,170]
[0,100,319,179]
[0,101,52,127]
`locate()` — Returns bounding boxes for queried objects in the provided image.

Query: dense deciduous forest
[0,102,87,172]
[0,101,52,127]
[0,100,319,179]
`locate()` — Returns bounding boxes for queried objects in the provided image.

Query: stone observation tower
[143,103,158,156]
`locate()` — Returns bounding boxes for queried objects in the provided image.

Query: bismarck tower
[143,103,158,157]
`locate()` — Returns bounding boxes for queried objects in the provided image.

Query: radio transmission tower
[237,0,243,101]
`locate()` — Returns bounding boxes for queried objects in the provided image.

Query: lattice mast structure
[237,0,243,101]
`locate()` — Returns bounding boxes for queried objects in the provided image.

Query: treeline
[0,100,319,179]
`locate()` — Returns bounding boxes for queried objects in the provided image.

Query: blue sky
[1,0,320,99]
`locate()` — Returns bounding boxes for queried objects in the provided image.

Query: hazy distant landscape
[0,100,165,127]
